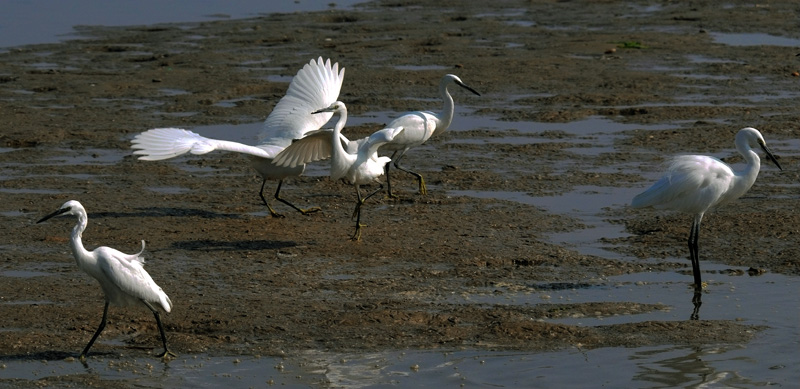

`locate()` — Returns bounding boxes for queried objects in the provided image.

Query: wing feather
[259,57,345,146]
[97,244,172,313]
[632,155,734,213]
[132,127,275,160]
[273,130,336,168]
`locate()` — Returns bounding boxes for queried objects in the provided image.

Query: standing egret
[631,127,782,289]
[274,101,403,240]
[37,200,174,362]
[131,57,345,217]
[381,74,480,197]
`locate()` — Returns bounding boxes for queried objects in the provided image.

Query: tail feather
[131,127,212,161]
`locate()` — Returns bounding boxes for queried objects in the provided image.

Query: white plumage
[380,74,480,197]
[632,127,782,289]
[274,101,403,240]
[131,57,345,217]
[37,200,174,361]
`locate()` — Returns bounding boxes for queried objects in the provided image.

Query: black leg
[80,301,109,362]
[147,303,176,360]
[385,151,398,199]
[274,179,321,216]
[688,216,702,289]
[393,152,427,195]
[143,301,175,360]
[259,179,284,218]
[690,288,702,320]
[352,185,364,240]
[351,183,384,241]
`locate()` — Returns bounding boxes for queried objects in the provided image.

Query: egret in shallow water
[131,57,345,217]
[381,74,480,197]
[631,127,782,289]
[274,101,403,240]
[37,200,175,362]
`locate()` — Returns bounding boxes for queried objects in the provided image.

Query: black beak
[37,207,70,223]
[312,106,335,115]
[761,143,782,171]
[455,80,481,96]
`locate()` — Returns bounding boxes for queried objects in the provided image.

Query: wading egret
[381,74,480,197]
[274,101,403,240]
[131,57,345,217]
[37,200,175,362]
[631,127,782,289]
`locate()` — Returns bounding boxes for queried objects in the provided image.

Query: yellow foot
[157,349,178,361]
[418,179,427,196]
[351,224,366,241]
[300,206,322,215]
[691,281,708,290]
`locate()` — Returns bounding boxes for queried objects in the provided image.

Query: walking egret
[381,74,480,197]
[131,57,345,217]
[37,200,174,362]
[274,101,403,240]
[631,127,782,289]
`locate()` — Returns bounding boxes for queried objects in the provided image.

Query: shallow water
[5,115,798,387]
[0,0,364,49]
[4,267,798,387]
[3,3,800,388]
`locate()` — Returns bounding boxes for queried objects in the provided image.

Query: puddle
[0,210,32,217]
[711,32,800,47]
[159,88,190,96]
[43,148,128,165]
[189,121,263,144]
[505,20,536,27]
[686,54,744,64]
[263,74,293,83]
[393,65,451,71]
[213,96,257,108]
[0,188,64,195]
[146,186,192,194]
[1,270,51,278]
[450,186,639,258]
[3,289,797,389]
[92,97,164,110]
[0,1,365,48]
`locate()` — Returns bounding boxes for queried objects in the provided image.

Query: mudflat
[1,1,797,384]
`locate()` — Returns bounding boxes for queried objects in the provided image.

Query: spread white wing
[273,129,351,168]
[131,127,275,160]
[259,57,346,147]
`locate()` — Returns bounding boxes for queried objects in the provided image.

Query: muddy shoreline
[1,1,797,384]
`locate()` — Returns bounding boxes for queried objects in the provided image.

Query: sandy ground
[1,0,798,386]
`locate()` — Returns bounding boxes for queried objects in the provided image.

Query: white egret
[381,74,480,197]
[131,57,345,217]
[37,200,174,362]
[631,127,782,289]
[274,101,403,240]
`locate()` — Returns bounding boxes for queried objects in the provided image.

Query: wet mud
[1,1,798,386]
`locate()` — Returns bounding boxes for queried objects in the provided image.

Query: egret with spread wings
[274,101,403,240]
[131,57,345,217]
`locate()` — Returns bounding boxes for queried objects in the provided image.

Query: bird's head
[740,127,783,171]
[312,101,346,115]
[444,74,481,96]
[759,139,782,171]
[37,200,83,223]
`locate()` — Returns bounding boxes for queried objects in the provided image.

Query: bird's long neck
[728,144,762,202]
[69,213,92,268]
[330,108,353,180]
[437,80,455,133]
